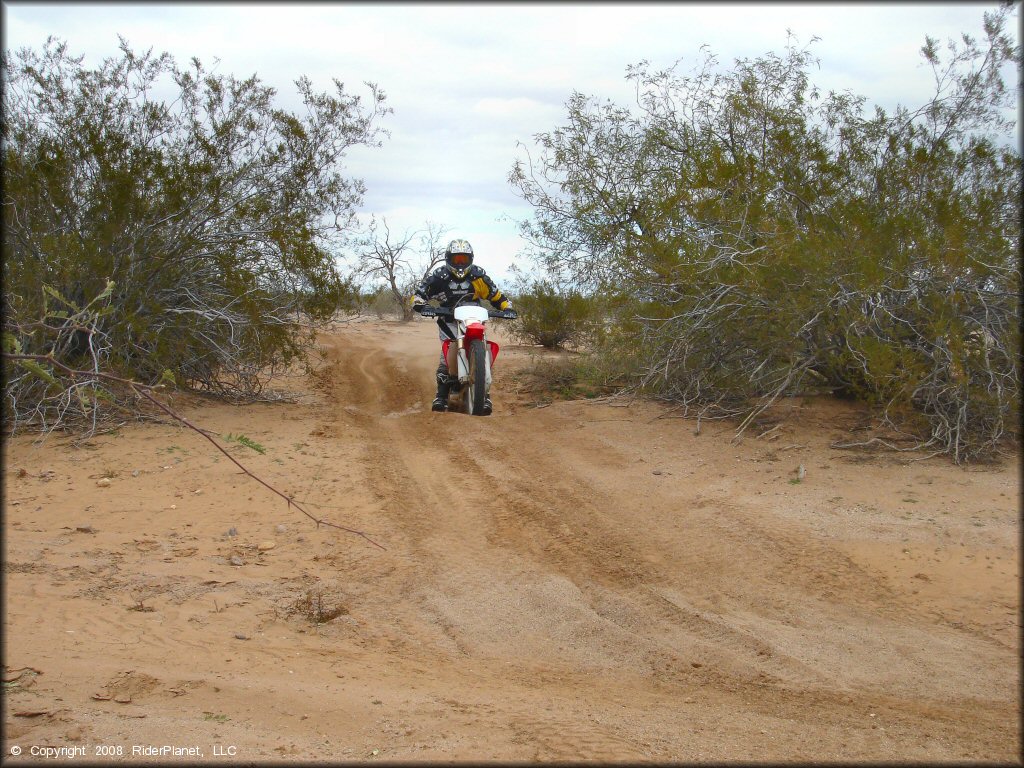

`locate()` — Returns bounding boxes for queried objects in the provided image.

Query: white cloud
[472,96,549,120]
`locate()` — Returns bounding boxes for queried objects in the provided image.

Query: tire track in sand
[321,334,824,713]
[310,326,1017,753]
[320,333,838,681]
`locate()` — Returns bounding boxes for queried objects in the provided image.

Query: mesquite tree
[510,7,1020,462]
[2,37,389,434]
[349,217,449,320]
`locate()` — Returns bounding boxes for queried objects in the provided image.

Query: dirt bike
[413,301,517,416]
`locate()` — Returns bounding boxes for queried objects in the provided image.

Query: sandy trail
[3,317,1019,762]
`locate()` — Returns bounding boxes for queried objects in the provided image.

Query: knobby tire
[468,339,487,416]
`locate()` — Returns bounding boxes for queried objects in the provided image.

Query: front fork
[445,337,492,391]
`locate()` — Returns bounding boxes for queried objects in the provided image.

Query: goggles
[449,253,471,267]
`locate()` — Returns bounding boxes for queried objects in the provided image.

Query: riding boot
[432,368,449,412]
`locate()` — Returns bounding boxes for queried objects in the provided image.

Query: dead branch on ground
[2,352,385,550]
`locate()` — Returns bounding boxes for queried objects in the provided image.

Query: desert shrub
[367,286,405,319]
[510,9,1020,462]
[507,279,603,350]
[511,355,616,403]
[2,38,389,434]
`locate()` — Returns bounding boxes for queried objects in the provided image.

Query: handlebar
[414,304,517,320]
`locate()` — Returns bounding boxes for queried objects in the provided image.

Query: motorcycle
[413,301,517,416]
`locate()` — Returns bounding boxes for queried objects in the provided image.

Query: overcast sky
[3,2,1019,286]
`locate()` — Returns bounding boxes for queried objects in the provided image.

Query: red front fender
[442,337,500,363]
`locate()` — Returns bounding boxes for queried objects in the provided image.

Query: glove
[411,297,426,313]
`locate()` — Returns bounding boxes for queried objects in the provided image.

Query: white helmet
[444,239,474,279]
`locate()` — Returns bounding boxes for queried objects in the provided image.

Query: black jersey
[413,265,510,310]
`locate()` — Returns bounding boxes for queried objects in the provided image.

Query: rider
[411,238,513,413]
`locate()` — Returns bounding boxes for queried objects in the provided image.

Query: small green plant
[203,712,230,722]
[224,433,266,454]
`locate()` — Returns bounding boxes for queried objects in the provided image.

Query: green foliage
[2,37,389,433]
[18,359,58,385]
[510,9,1020,462]
[2,332,23,354]
[224,433,267,454]
[507,279,603,350]
[331,275,365,317]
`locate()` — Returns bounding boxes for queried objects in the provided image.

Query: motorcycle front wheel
[467,339,488,416]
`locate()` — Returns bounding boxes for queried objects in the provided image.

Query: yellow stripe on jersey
[472,277,491,300]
